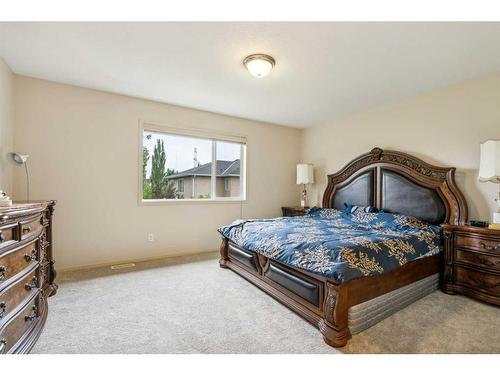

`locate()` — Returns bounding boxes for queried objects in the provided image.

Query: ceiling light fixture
[243,54,275,78]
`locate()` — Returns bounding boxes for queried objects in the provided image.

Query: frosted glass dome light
[243,54,275,78]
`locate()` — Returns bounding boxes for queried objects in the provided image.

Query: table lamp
[297,163,314,208]
[478,140,500,225]
[10,152,30,202]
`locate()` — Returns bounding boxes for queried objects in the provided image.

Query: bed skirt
[348,273,439,334]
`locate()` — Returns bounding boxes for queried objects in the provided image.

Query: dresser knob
[0,231,4,242]
[24,251,37,263]
[22,226,32,234]
[0,301,5,318]
[0,265,5,281]
[479,241,500,251]
[25,276,38,291]
[0,339,6,354]
[24,305,38,322]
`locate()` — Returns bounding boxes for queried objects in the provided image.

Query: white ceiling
[1,22,500,128]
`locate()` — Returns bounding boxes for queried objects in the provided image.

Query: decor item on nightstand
[9,152,30,202]
[0,191,12,207]
[296,163,314,208]
[479,140,500,226]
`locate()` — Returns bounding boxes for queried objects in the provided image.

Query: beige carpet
[32,253,500,354]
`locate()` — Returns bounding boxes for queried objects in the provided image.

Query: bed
[218,148,468,347]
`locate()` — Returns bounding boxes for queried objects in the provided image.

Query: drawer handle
[24,250,37,263]
[0,231,4,243]
[479,241,500,251]
[25,276,38,291]
[22,226,32,234]
[0,301,5,318]
[0,339,6,354]
[0,265,5,281]
[25,305,38,322]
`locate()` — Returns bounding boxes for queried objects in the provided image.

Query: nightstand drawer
[455,234,500,253]
[455,266,500,296]
[456,249,500,272]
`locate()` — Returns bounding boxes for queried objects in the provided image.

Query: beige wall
[13,76,301,270]
[0,58,14,194]
[11,70,500,270]
[301,72,500,222]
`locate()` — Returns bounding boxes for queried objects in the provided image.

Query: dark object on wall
[219,148,468,347]
[469,220,489,228]
[0,201,57,354]
[281,206,309,217]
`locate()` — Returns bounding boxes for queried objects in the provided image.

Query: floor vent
[110,263,136,270]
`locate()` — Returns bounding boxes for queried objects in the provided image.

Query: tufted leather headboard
[323,148,468,225]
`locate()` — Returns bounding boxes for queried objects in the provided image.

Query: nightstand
[441,224,500,306]
[281,206,309,217]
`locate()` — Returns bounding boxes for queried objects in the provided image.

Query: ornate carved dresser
[0,201,57,354]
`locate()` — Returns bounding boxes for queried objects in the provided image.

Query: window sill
[139,198,247,206]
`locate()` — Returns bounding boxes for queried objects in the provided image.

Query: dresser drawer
[456,249,500,272]
[0,223,17,250]
[0,240,38,283]
[0,294,39,354]
[19,214,43,241]
[0,268,38,321]
[455,266,500,296]
[455,234,500,253]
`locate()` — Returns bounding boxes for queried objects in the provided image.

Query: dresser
[442,224,500,306]
[0,201,57,354]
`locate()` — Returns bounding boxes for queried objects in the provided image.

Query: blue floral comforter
[218,207,442,283]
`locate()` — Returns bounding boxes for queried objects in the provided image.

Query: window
[140,124,246,202]
[177,178,184,193]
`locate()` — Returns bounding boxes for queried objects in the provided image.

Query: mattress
[348,273,439,334]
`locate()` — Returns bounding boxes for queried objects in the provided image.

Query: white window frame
[138,121,247,205]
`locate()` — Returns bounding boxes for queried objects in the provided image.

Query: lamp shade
[297,164,314,185]
[479,140,500,183]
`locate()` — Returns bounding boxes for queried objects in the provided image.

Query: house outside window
[178,178,184,193]
[140,123,246,203]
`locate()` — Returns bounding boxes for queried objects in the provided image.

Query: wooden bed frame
[219,148,468,347]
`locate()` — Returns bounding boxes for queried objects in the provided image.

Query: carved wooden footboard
[220,237,440,347]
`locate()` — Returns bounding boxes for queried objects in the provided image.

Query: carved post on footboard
[318,282,351,347]
[219,238,229,268]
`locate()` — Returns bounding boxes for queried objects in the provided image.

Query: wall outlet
[147,233,154,242]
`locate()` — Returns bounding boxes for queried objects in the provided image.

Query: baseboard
[57,249,219,273]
